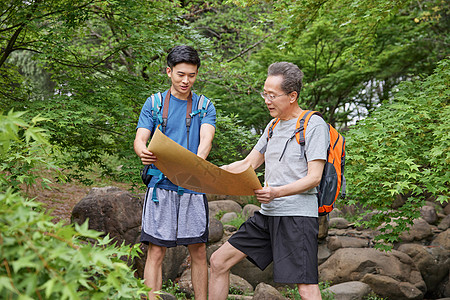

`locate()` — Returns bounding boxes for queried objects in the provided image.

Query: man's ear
[166,67,172,77]
[289,91,298,103]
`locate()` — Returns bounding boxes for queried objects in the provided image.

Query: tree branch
[0,24,26,68]
[226,27,286,63]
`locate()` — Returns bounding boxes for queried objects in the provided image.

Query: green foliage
[364,292,387,300]
[1,0,214,184]
[223,212,247,228]
[2,0,449,192]
[0,188,148,299]
[345,59,450,249]
[0,110,147,298]
[0,110,62,192]
[160,279,188,299]
[208,112,259,166]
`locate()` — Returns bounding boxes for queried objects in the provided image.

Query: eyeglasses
[260,92,290,101]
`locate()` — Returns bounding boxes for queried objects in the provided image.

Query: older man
[209,62,328,300]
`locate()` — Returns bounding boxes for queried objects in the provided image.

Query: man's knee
[209,251,229,274]
[146,244,166,263]
[188,243,207,260]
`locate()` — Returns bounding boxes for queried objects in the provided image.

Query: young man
[134,45,216,300]
[209,62,328,300]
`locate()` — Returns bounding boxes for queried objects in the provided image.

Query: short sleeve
[201,99,217,128]
[254,122,271,154]
[136,96,155,132]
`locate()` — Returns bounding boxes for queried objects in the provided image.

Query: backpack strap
[190,95,210,121]
[161,90,171,131]
[295,110,322,145]
[277,110,311,161]
[145,168,164,202]
[185,93,193,150]
[150,92,163,135]
[267,118,280,141]
[294,110,323,160]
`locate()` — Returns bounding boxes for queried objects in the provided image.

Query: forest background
[0,0,449,298]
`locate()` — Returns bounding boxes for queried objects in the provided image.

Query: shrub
[0,110,60,192]
[0,188,149,299]
[0,110,148,298]
[345,59,449,250]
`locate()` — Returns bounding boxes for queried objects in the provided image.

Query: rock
[432,229,450,250]
[324,281,372,300]
[156,292,177,300]
[339,204,362,216]
[318,242,332,265]
[224,224,238,232]
[162,246,189,281]
[252,282,286,300]
[438,215,450,231]
[229,273,254,295]
[71,186,142,245]
[206,194,250,206]
[399,218,434,242]
[319,248,426,299]
[393,193,408,209]
[444,202,450,215]
[318,215,329,240]
[227,295,253,300]
[209,200,242,218]
[421,205,438,225]
[329,217,350,229]
[231,258,275,288]
[437,273,450,298]
[327,236,369,251]
[328,208,343,218]
[221,212,238,223]
[356,211,378,231]
[178,268,253,297]
[209,217,224,243]
[178,268,195,297]
[242,204,260,218]
[398,243,450,295]
[362,274,423,300]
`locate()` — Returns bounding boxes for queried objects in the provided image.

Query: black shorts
[228,211,319,284]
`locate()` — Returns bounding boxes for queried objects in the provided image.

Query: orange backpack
[267,110,346,216]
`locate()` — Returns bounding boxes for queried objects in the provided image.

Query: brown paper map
[148,129,262,195]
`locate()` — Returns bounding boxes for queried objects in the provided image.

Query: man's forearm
[197,142,212,160]
[275,160,325,197]
[197,124,215,159]
[221,159,251,173]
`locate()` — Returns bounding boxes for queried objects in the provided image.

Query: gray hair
[267,62,304,99]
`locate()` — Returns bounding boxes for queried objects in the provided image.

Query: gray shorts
[140,188,209,248]
[228,211,319,284]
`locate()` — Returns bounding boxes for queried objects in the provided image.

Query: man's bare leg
[208,241,247,300]
[187,243,208,300]
[298,283,322,300]
[143,243,166,300]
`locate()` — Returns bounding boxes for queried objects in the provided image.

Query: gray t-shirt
[254,114,329,217]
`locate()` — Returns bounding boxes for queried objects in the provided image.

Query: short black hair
[267,62,304,99]
[167,45,201,69]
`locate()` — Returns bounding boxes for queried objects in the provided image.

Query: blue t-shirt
[136,90,216,193]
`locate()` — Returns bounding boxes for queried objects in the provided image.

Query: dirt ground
[25,178,135,224]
